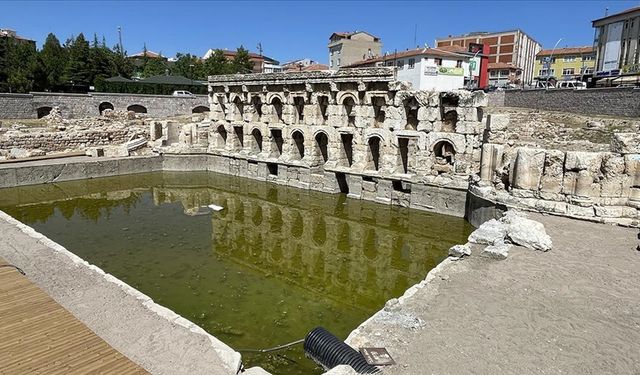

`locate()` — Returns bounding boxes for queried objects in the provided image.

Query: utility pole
[413,24,417,48]
[118,26,124,56]
[257,42,263,56]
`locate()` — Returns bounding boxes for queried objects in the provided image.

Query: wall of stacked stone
[0,92,210,119]
[474,114,640,225]
[155,68,487,217]
[0,94,34,119]
[488,87,640,118]
[0,129,136,152]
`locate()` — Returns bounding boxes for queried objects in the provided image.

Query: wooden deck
[0,258,147,374]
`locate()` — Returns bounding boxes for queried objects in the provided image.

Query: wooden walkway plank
[0,258,148,374]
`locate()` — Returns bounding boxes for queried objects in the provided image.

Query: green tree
[203,49,231,76]
[5,39,38,92]
[142,56,167,78]
[64,33,91,85]
[110,43,133,78]
[173,53,204,79]
[89,33,113,84]
[231,46,254,74]
[38,33,67,89]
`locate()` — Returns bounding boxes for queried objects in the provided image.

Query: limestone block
[457,107,477,121]
[611,133,640,154]
[471,90,488,107]
[594,205,638,218]
[479,143,504,181]
[540,150,565,194]
[468,219,506,245]
[511,148,545,191]
[417,106,440,122]
[564,151,602,172]
[417,120,434,132]
[534,199,568,214]
[486,114,509,132]
[481,243,510,259]
[566,204,595,217]
[602,153,625,176]
[449,243,471,257]
[501,212,552,251]
[455,121,482,135]
[427,132,466,155]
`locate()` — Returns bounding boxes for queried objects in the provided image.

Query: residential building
[344,45,475,91]
[0,28,35,46]
[202,49,282,73]
[328,31,382,70]
[282,58,318,71]
[436,29,542,85]
[592,6,640,79]
[284,63,330,73]
[534,47,596,81]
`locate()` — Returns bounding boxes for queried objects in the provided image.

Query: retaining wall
[0,92,210,119]
[487,87,640,117]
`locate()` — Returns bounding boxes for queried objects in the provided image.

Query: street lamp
[546,37,563,91]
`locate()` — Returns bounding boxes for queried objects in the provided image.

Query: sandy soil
[346,213,640,374]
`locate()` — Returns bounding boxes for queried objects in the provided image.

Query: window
[490,70,497,77]
[330,60,333,68]
[564,55,576,62]
[562,68,575,75]
[337,58,340,66]
[396,59,404,69]
[456,60,462,68]
[582,54,594,61]
[434,58,442,66]
[500,69,509,76]
[583,67,594,74]
[408,58,415,69]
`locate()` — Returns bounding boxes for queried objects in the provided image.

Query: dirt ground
[486,107,640,152]
[346,213,640,374]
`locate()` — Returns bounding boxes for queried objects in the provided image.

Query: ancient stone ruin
[155,68,487,215]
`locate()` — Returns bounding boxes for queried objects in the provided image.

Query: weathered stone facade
[474,114,640,225]
[156,68,487,216]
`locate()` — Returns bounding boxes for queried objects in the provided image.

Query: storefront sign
[622,63,640,74]
[438,67,464,76]
[424,66,438,76]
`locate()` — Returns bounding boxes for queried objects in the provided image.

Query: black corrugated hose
[303,327,380,374]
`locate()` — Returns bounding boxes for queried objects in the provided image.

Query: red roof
[537,46,594,56]
[344,46,470,68]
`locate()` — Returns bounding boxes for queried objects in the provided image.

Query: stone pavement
[342,213,640,374]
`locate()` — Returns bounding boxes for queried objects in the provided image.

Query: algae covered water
[0,172,473,374]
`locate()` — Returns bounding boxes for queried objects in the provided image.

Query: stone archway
[99,102,114,115]
[192,105,210,113]
[314,131,329,164]
[127,104,147,114]
[367,136,382,171]
[291,130,305,160]
[36,106,53,119]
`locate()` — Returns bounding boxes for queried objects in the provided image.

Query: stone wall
[0,92,210,119]
[0,94,34,119]
[488,87,640,118]
[0,129,134,152]
[155,68,487,217]
[474,113,640,226]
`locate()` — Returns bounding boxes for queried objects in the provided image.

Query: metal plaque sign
[360,347,396,366]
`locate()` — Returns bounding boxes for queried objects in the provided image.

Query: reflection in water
[0,172,473,375]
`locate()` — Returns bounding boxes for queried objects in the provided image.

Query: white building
[344,46,473,91]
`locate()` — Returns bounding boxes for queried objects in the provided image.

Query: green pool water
[0,171,473,374]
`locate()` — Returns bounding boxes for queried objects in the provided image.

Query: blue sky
[2,0,639,64]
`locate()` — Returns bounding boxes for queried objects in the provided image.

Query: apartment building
[436,29,541,85]
[592,6,640,79]
[534,47,596,81]
[344,45,473,91]
[328,31,382,70]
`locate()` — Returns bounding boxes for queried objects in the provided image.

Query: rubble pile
[449,210,552,260]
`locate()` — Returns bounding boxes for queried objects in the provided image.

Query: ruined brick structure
[156,68,487,216]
